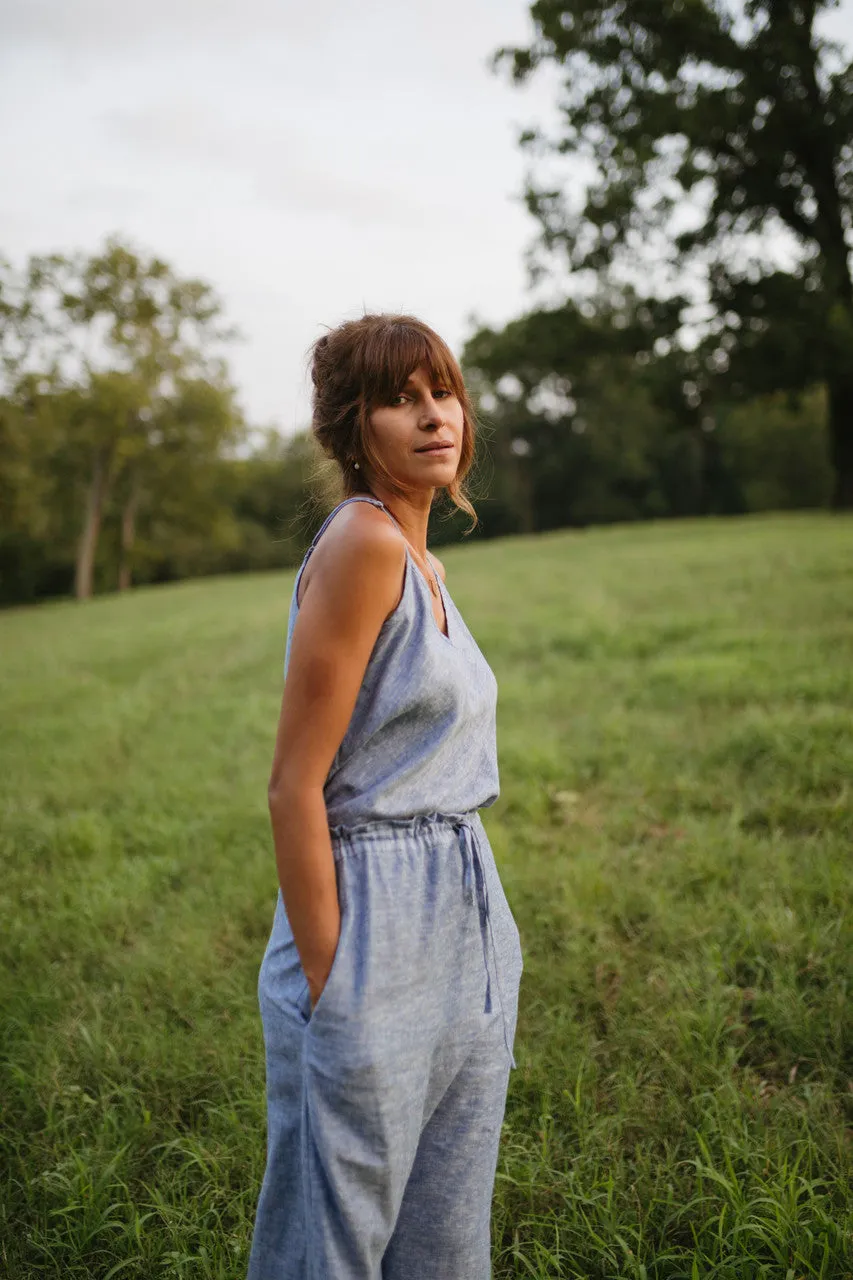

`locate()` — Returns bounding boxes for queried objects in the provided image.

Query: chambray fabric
[247,497,523,1279]
[283,496,502,827]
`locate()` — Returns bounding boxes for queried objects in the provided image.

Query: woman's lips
[415,444,453,454]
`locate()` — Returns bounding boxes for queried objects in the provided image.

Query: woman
[247,314,523,1279]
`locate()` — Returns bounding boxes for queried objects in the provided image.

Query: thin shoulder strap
[369,497,404,533]
[308,495,385,547]
[294,495,400,599]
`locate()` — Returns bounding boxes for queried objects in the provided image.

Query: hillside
[2,513,852,1278]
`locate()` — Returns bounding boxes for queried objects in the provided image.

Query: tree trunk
[74,450,112,600]
[828,371,853,510]
[118,477,140,591]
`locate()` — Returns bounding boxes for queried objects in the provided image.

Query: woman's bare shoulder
[298,501,405,609]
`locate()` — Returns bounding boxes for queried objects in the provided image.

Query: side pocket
[488,867,524,991]
[295,973,312,1025]
[259,893,315,1026]
[302,871,351,1028]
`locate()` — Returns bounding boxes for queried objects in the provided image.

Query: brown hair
[309,313,478,529]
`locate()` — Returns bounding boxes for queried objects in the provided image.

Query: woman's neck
[368,486,434,557]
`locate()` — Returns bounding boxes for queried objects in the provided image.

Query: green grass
[2,511,852,1278]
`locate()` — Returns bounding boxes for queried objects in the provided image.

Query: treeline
[487,0,853,512]
[4,2,852,604]
[0,242,318,605]
[460,297,833,538]
[0,238,838,606]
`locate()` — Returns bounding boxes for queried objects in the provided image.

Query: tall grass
[2,513,851,1278]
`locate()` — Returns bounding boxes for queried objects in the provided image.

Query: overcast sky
[1,0,851,432]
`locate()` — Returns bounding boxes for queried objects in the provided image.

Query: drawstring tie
[451,817,516,1068]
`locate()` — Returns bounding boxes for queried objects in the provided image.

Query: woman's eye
[389,388,451,405]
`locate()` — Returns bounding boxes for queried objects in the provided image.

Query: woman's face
[367,364,464,492]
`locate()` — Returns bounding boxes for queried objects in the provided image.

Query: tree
[63,240,240,596]
[116,375,243,588]
[0,240,242,598]
[494,0,853,506]
[716,384,833,509]
[463,292,732,528]
[0,384,76,602]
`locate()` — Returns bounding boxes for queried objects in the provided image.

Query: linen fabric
[247,496,522,1279]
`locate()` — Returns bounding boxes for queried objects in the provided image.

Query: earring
[354,460,360,470]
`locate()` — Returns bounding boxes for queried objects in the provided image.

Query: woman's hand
[307,976,326,1011]
[304,922,340,1011]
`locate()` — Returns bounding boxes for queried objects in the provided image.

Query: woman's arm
[267,507,405,1008]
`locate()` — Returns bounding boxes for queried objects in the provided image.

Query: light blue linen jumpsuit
[247,495,523,1279]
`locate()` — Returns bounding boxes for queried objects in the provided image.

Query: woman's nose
[419,394,443,426]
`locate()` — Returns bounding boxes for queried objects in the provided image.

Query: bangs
[358,320,466,407]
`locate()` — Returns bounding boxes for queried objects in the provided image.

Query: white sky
[1,0,851,432]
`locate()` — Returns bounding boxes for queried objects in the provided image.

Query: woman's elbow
[268,772,293,812]
[267,768,320,813]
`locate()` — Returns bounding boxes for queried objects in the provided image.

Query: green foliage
[717,386,834,511]
[0,215,847,606]
[0,242,352,605]
[0,240,248,602]
[494,0,853,505]
[496,0,852,285]
[463,300,833,531]
[1,514,851,1277]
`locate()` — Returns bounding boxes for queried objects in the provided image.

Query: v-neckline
[403,547,452,643]
[369,497,451,644]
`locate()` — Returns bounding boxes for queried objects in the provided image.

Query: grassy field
[1,511,852,1279]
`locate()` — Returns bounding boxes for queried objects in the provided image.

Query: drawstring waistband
[453,818,493,1015]
[450,815,516,1069]
[328,810,516,1068]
